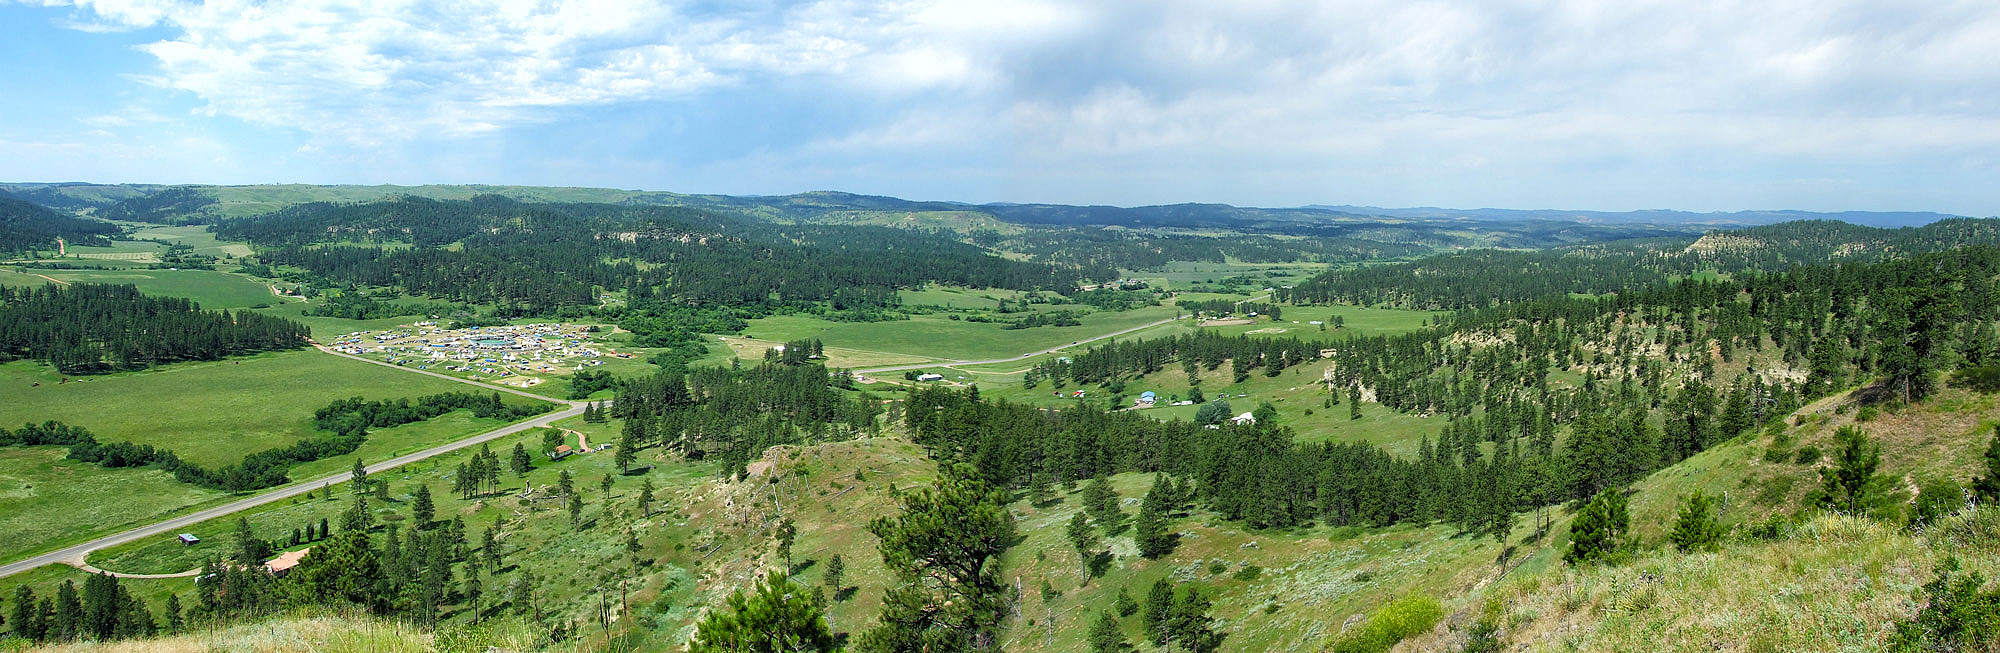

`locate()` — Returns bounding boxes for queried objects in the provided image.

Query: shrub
[1795,446,1823,465]
[1856,406,1879,422]
[1950,365,2000,393]
[1232,565,1263,582]
[1329,595,1443,653]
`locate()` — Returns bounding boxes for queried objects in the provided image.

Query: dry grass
[1398,508,2000,653]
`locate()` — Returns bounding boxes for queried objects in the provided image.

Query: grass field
[0,350,493,467]
[742,305,1183,362]
[12,267,279,309]
[0,349,554,563]
[123,223,256,258]
[0,448,226,568]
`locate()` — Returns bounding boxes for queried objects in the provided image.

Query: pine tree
[1815,425,1886,515]
[163,593,183,634]
[1348,386,1362,420]
[857,464,1014,652]
[1134,502,1173,558]
[412,483,435,528]
[11,586,39,641]
[601,473,614,501]
[637,478,656,517]
[1067,512,1099,584]
[1668,490,1724,553]
[53,580,80,641]
[1169,585,1221,652]
[1564,488,1629,566]
[776,519,797,573]
[1143,578,1174,645]
[689,572,837,652]
[1083,476,1120,528]
[510,443,531,477]
[616,429,637,472]
[824,554,844,593]
[1115,587,1138,617]
[1973,425,2000,504]
[1089,610,1133,653]
[350,458,369,496]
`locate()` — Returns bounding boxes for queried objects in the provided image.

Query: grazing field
[123,223,256,258]
[742,304,1184,362]
[0,448,226,566]
[19,267,278,308]
[0,349,496,467]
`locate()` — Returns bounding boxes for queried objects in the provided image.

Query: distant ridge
[1305,205,1968,228]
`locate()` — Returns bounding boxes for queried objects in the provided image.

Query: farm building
[1231,412,1257,425]
[264,548,311,578]
[916,373,944,382]
[176,533,199,545]
[549,444,575,460]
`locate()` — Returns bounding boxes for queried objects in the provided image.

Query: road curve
[0,345,588,579]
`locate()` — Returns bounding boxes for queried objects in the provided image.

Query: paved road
[0,346,588,579]
[853,292,1272,375]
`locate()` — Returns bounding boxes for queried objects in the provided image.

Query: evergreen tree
[858,464,1015,652]
[1067,512,1099,583]
[1134,502,1173,559]
[1348,385,1363,420]
[509,443,531,477]
[53,580,80,641]
[1564,489,1629,566]
[11,586,40,641]
[163,593,183,634]
[412,483,435,528]
[1083,476,1120,528]
[616,429,637,472]
[1143,578,1174,645]
[231,517,269,566]
[1815,425,1887,516]
[1115,587,1138,617]
[776,519,797,573]
[1668,490,1725,553]
[638,478,656,517]
[601,473,614,500]
[824,554,845,593]
[1168,585,1222,653]
[1089,610,1133,653]
[1974,425,2000,504]
[350,458,369,496]
[690,572,837,653]
[292,528,385,611]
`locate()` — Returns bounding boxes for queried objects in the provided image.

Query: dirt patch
[1199,318,1254,327]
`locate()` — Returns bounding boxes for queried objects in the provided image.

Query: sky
[2,0,1997,215]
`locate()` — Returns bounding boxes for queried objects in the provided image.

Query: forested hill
[1283,218,2000,309]
[0,190,118,254]
[221,195,1080,313]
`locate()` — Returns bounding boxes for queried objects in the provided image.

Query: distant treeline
[1027,330,1328,387]
[0,393,549,492]
[0,191,118,254]
[0,284,309,374]
[1283,218,2000,309]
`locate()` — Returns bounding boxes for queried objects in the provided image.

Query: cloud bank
[16,0,2000,211]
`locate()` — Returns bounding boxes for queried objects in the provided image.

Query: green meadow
[741,304,1184,363]
[0,349,555,563]
[19,267,278,309]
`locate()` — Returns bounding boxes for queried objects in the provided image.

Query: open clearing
[0,349,554,562]
[743,304,1183,362]
[10,267,278,309]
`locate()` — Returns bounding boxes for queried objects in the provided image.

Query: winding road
[0,344,588,579]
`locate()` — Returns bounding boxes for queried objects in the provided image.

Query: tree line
[0,284,308,374]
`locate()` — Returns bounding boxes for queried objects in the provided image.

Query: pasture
[740,304,1183,362]
[0,349,507,467]
[18,267,278,308]
[0,448,225,565]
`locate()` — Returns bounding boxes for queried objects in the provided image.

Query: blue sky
[2,0,1997,215]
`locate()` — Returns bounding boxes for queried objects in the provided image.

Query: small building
[264,548,311,578]
[549,444,575,460]
[916,373,945,382]
[1231,412,1257,425]
[1137,391,1157,406]
[176,533,200,546]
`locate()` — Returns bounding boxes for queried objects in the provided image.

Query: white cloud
[19,0,2000,211]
